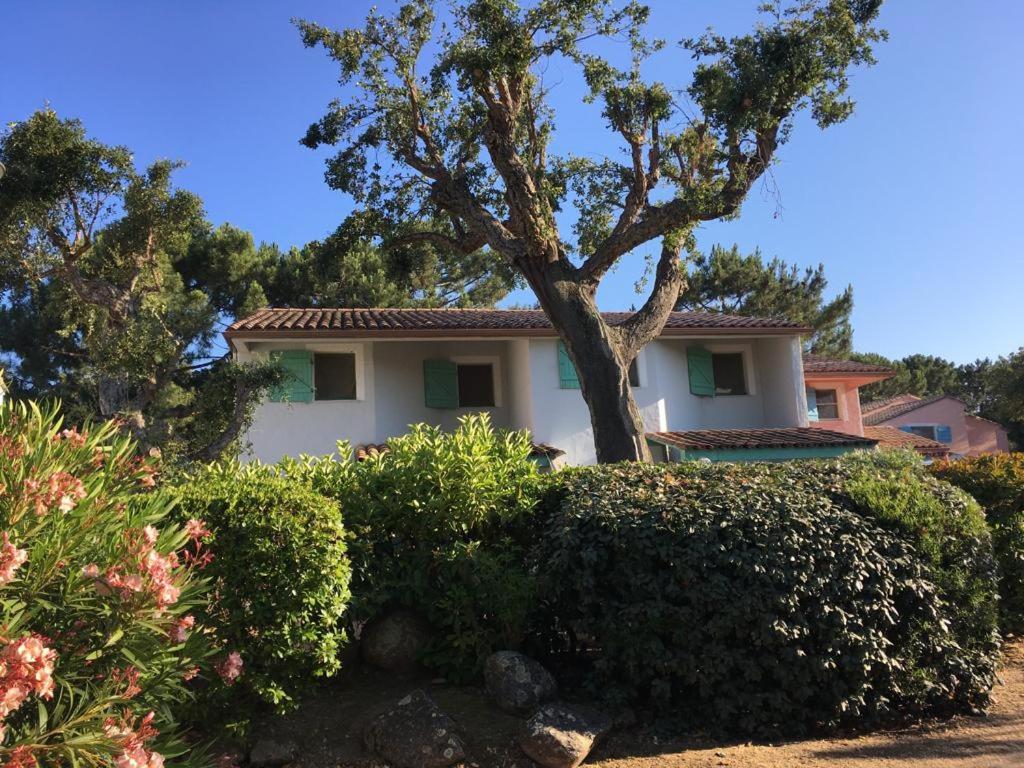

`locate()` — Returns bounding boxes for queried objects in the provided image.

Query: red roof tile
[862,394,960,426]
[647,427,876,452]
[226,308,810,338]
[802,355,893,375]
[862,426,951,458]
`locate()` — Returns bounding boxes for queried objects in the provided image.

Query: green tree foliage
[676,244,854,356]
[852,352,962,402]
[296,0,886,462]
[0,110,282,460]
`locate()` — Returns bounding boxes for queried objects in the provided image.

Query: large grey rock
[518,703,612,768]
[360,608,431,672]
[484,651,557,715]
[249,738,299,767]
[363,690,466,768]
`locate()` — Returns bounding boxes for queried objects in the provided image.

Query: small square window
[908,425,937,440]
[814,389,840,420]
[457,364,495,407]
[628,358,640,388]
[711,353,746,395]
[314,353,356,400]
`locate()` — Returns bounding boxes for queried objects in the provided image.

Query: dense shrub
[280,414,541,681]
[931,453,1024,632]
[0,401,218,768]
[534,454,999,736]
[172,464,351,728]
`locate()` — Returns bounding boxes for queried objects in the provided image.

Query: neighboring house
[227,307,880,466]
[862,394,1010,458]
[801,355,893,437]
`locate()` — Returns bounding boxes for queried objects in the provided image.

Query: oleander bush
[172,465,351,730]
[0,401,218,768]
[534,453,999,736]
[279,414,542,681]
[931,453,1024,633]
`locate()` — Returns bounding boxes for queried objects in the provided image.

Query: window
[711,352,746,396]
[314,353,356,400]
[628,358,640,387]
[905,424,953,443]
[908,425,937,440]
[456,363,495,407]
[813,388,840,420]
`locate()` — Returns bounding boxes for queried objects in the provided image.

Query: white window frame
[451,355,503,408]
[259,342,368,403]
[706,342,757,396]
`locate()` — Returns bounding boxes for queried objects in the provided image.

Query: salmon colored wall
[805,380,864,437]
[880,399,970,455]
[965,414,1011,455]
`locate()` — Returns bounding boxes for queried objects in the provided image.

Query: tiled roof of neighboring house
[861,394,959,426]
[226,308,810,339]
[802,355,893,375]
[647,427,877,452]
[863,426,951,458]
[354,441,565,462]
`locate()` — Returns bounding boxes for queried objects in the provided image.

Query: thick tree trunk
[531,268,651,463]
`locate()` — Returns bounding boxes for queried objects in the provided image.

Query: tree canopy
[677,244,854,356]
[297,0,886,461]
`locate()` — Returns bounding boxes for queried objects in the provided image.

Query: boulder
[360,608,431,672]
[249,738,299,767]
[363,690,466,768]
[518,703,612,768]
[484,651,557,715]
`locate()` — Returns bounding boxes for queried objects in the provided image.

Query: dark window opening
[711,353,747,395]
[457,364,495,407]
[628,358,640,387]
[814,388,840,419]
[908,425,938,440]
[314,353,356,400]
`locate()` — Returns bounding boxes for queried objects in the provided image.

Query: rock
[360,608,431,672]
[484,651,557,715]
[518,703,612,768]
[249,738,299,767]
[363,690,466,768]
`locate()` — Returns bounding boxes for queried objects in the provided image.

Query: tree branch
[612,239,685,356]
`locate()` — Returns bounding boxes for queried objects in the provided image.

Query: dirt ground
[254,640,1024,768]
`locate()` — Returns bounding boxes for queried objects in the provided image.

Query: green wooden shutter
[269,350,313,402]
[806,388,819,421]
[557,341,580,389]
[687,345,715,396]
[424,359,459,408]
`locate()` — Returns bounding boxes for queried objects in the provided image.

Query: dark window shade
[712,353,747,395]
[814,388,840,419]
[628,359,640,387]
[314,353,356,400]
[909,425,938,440]
[457,364,495,407]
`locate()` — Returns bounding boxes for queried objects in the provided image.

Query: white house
[226,308,879,466]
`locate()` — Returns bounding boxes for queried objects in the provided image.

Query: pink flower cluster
[182,518,214,569]
[22,471,86,516]
[82,526,181,613]
[215,652,243,685]
[104,710,163,768]
[169,615,194,644]
[0,635,57,742]
[53,427,87,448]
[2,745,37,768]
[0,534,28,585]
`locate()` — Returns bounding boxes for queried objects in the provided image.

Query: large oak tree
[298,0,885,462]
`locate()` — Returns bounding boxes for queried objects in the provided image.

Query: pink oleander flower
[170,615,195,644]
[142,526,159,547]
[110,666,142,699]
[185,518,211,542]
[0,635,57,719]
[3,745,38,768]
[215,652,243,685]
[55,427,87,448]
[0,533,28,585]
[81,563,100,579]
[182,666,199,681]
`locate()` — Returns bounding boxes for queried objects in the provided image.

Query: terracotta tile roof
[861,394,959,426]
[647,427,877,452]
[863,426,951,458]
[802,355,893,375]
[226,308,810,338]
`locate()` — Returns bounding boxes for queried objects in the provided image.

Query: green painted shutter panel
[424,359,459,408]
[269,350,313,402]
[806,388,819,421]
[935,425,953,443]
[687,346,715,397]
[557,341,581,389]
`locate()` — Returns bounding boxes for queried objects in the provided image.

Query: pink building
[801,356,893,437]
[861,394,1010,457]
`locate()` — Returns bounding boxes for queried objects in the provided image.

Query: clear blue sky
[2,1,1021,363]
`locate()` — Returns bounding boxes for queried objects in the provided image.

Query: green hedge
[931,453,1024,633]
[173,465,351,729]
[533,453,999,736]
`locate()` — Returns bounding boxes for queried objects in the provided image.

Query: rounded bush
[535,458,999,736]
[173,463,351,726]
[0,401,214,768]
[931,453,1024,633]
